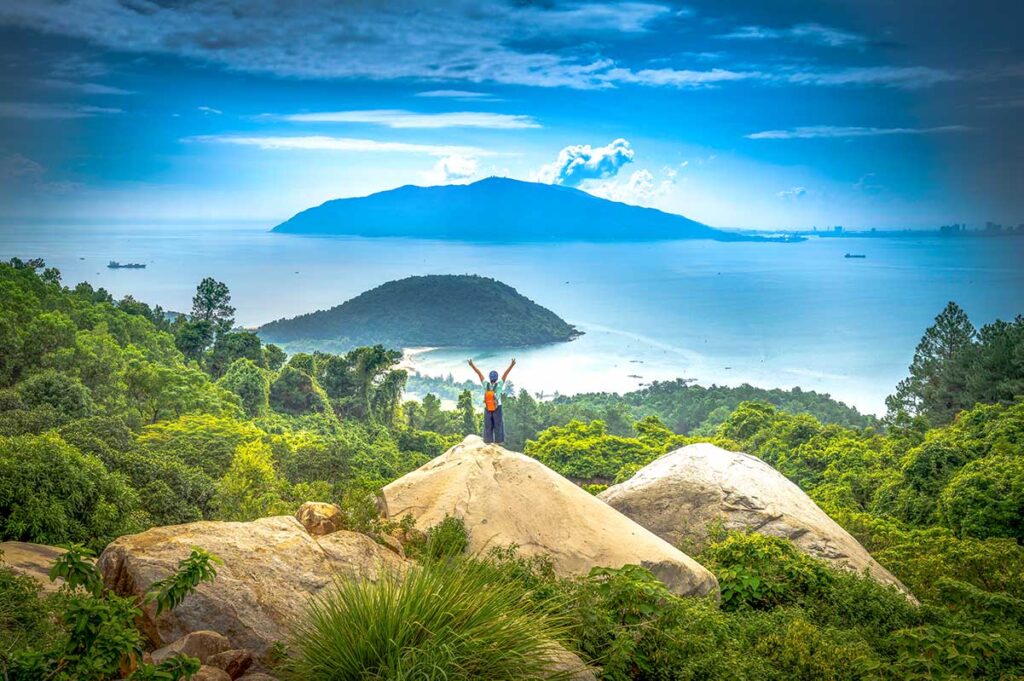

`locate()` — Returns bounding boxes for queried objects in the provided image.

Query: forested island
[1,257,1023,680]
[257,274,580,351]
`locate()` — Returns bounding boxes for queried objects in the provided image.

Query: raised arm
[467,358,484,383]
[501,358,516,382]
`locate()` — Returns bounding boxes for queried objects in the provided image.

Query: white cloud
[0,153,81,194]
[719,23,866,48]
[0,101,122,119]
[276,109,539,129]
[784,66,958,88]
[747,125,971,140]
[36,78,134,95]
[600,66,758,88]
[534,138,635,186]
[423,155,480,184]
[197,106,223,115]
[415,90,495,100]
[776,186,807,199]
[513,2,672,34]
[0,1,952,93]
[188,135,490,157]
[581,168,672,206]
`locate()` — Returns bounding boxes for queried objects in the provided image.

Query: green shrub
[283,559,576,681]
[423,514,469,560]
[6,545,217,681]
[699,533,836,611]
[0,433,141,549]
[0,556,60,659]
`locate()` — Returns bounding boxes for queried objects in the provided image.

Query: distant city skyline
[1,0,1022,230]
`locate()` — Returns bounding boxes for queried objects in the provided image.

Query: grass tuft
[282,558,581,680]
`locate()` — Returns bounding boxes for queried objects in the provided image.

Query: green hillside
[257,274,580,349]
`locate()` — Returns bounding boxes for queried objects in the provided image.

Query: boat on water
[107,261,146,269]
[844,253,867,259]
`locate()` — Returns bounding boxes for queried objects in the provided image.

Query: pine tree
[457,389,477,435]
[887,301,977,425]
[191,277,235,339]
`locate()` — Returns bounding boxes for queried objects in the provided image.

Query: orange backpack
[484,382,499,412]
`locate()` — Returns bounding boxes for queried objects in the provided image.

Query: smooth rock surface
[151,630,230,664]
[98,516,406,659]
[294,501,344,536]
[0,541,67,592]
[193,667,231,681]
[207,649,253,679]
[381,435,718,597]
[599,443,912,596]
[543,645,598,680]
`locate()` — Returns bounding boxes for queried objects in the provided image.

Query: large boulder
[0,541,68,592]
[294,501,344,536]
[599,443,912,596]
[98,516,406,661]
[381,435,718,598]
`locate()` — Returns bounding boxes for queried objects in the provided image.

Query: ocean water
[2,222,1021,415]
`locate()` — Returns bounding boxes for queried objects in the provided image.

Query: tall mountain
[257,274,580,349]
[272,177,758,242]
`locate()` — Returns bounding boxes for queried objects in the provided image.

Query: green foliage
[524,419,663,482]
[887,302,1024,425]
[145,548,222,616]
[700,533,837,611]
[10,543,216,681]
[422,515,469,560]
[206,331,264,379]
[937,454,1024,541]
[269,365,331,415]
[0,433,141,549]
[191,277,235,340]
[282,558,575,681]
[212,440,292,521]
[218,357,270,417]
[0,555,60,660]
[259,274,580,349]
[137,413,264,477]
[17,369,95,420]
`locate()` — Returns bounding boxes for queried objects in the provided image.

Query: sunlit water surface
[3,222,1021,415]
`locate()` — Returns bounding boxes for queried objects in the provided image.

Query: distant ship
[107,261,146,269]
[844,253,867,259]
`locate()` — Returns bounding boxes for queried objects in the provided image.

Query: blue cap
[489,370,499,382]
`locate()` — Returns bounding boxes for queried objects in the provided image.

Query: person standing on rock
[467,358,515,444]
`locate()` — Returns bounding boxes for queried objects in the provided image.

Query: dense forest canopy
[257,274,580,351]
[1,257,1023,680]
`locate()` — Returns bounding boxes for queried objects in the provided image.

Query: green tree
[191,277,235,339]
[173,318,213,362]
[206,331,264,378]
[457,389,477,435]
[263,343,287,370]
[269,366,330,415]
[938,455,1024,541]
[0,433,141,548]
[17,369,94,420]
[218,358,270,417]
[887,301,977,425]
[212,440,290,521]
[420,394,449,434]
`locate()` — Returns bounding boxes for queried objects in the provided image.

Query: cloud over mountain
[534,139,635,186]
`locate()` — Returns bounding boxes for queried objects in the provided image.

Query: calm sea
[2,222,1021,415]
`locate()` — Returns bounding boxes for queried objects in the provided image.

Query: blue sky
[0,0,1021,229]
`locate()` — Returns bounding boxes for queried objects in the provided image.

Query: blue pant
[483,405,504,444]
